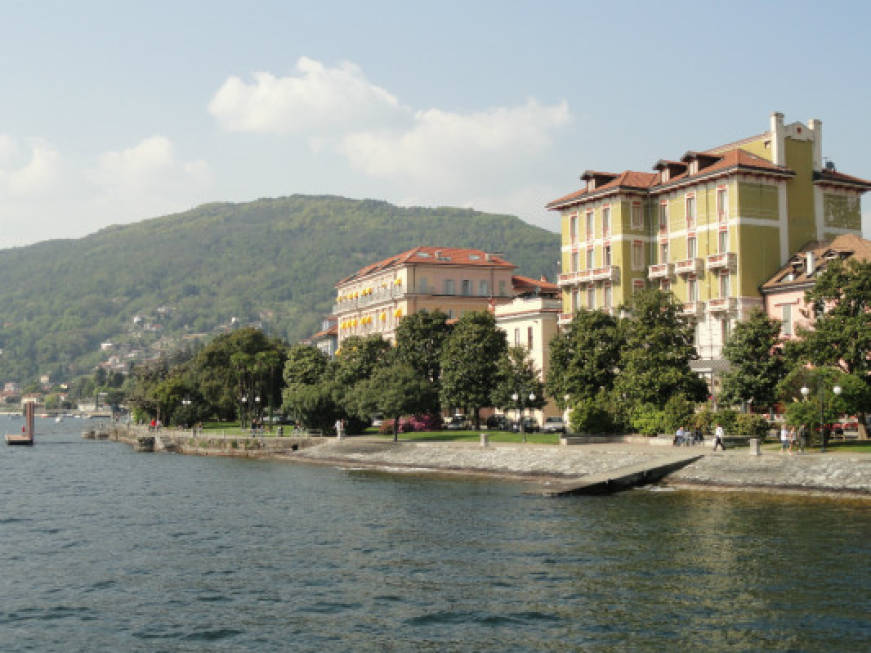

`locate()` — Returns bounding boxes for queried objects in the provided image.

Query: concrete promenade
[113,426,871,497]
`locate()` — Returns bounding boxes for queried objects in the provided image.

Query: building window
[586,247,594,269]
[633,279,644,295]
[572,289,579,311]
[586,211,594,239]
[660,242,669,263]
[587,286,595,308]
[479,280,488,296]
[603,284,612,309]
[721,317,731,346]
[418,277,428,292]
[631,202,643,229]
[604,244,612,266]
[781,304,792,336]
[572,251,580,272]
[688,276,697,302]
[660,279,670,292]
[632,241,643,270]
[717,187,728,222]
[659,201,668,233]
[444,279,455,295]
[514,328,520,346]
[461,279,472,296]
[685,195,696,229]
[602,206,611,237]
[718,228,729,253]
[719,271,730,297]
[687,236,697,259]
[527,326,534,350]
[570,214,578,241]
[498,280,506,296]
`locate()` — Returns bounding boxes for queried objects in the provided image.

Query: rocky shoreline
[111,427,871,498]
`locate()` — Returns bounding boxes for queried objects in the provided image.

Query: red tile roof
[338,247,515,285]
[813,168,871,190]
[762,233,871,290]
[512,274,558,294]
[547,148,793,209]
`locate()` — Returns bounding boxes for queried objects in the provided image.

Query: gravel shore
[288,438,871,497]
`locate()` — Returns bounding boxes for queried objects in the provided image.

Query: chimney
[770,112,785,166]
[806,251,815,276]
[808,118,823,170]
[540,275,547,282]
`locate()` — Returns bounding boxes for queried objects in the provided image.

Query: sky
[1,0,870,249]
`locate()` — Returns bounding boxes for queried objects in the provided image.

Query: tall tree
[354,362,438,441]
[492,346,546,436]
[614,289,707,409]
[793,257,871,438]
[719,310,785,412]
[545,309,622,409]
[440,311,508,428]
[394,309,452,413]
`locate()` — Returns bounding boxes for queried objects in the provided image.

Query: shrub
[735,413,770,438]
[714,409,738,434]
[630,403,664,436]
[692,407,715,434]
[407,413,443,431]
[662,393,695,434]
[570,396,615,434]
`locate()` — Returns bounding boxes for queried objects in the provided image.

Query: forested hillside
[0,195,560,382]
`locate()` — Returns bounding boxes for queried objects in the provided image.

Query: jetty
[5,402,35,446]
[538,453,703,496]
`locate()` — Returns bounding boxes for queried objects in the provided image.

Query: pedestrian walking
[780,424,790,453]
[335,418,344,439]
[713,423,725,451]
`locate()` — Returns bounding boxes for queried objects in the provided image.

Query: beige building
[333,247,516,345]
[494,276,562,425]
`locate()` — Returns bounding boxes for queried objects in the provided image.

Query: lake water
[1,417,869,651]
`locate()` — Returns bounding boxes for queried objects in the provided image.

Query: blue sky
[1,0,869,248]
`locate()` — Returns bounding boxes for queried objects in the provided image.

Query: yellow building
[333,247,516,345]
[547,112,871,379]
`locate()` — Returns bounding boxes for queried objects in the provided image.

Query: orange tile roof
[338,247,515,285]
[512,274,558,294]
[547,148,793,209]
[762,233,871,290]
[813,168,871,189]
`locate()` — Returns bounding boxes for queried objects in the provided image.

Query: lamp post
[240,395,247,430]
[254,395,261,432]
[800,383,842,452]
[511,392,521,438]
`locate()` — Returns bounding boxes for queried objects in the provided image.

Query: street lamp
[240,395,247,429]
[800,383,842,452]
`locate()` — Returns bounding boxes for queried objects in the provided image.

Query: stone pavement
[290,438,871,496]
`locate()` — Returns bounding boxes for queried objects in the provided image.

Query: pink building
[761,233,871,338]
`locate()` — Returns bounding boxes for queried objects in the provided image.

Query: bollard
[748,438,760,456]
[480,432,488,448]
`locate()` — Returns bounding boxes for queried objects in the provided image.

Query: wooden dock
[538,453,704,496]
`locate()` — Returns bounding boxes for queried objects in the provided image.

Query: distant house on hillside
[761,233,871,339]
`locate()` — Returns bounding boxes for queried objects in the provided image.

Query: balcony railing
[707,297,737,313]
[675,257,703,276]
[706,252,737,271]
[590,266,620,283]
[648,263,674,280]
[333,288,405,313]
[558,313,573,325]
[558,270,593,286]
[681,301,705,317]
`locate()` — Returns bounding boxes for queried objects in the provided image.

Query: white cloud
[0,135,212,248]
[341,99,570,190]
[209,56,404,134]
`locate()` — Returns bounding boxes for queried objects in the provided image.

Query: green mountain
[0,195,560,383]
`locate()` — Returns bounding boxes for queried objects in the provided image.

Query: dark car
[445,415,466,430]
[486,414,511,431]
[511,417,539,433]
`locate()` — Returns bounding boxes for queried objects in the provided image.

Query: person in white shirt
[780,425,790,453]
[713,423,725,451]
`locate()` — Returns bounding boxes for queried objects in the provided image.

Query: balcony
[675,257,704,276]
[707,297,737,313]
[648,263,674,280]
[590,265,620,283]
[558,312,573,326]
[558,270,593,286]
[706,252,737,272]
[681,301,705,317]
[333,288,404,313]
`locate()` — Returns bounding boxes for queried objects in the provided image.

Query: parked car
[542,416,566,434]
[486,414,511,431]
[371,414,384,428]
[511,417,539,433]
[445,415,467,430]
